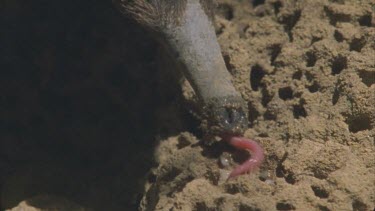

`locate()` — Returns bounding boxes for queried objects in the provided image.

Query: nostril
[225,108,235,124]
[209,97,249,135]
[224,108,247,129]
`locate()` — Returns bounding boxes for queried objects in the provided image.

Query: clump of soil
[140,0,375,210]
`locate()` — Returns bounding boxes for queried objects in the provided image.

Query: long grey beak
[160,0,249,135]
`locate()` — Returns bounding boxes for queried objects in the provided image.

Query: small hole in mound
[276,202,296,210]
[312,167,330,179]
[250,65,266,91]
[278,87,293,100]
[279,10,302,41]
[350,36,366,52]
[195,202,214,211]
[269,44,282,66]
[276,154,288,179]
[311,36,323,45]
[272,1,283,14]
[358,14,372,27]
[225,184,242,195]
[358,70,375,87]
[292,70,302,80]
[334,30,344,42]
[248,103,260,126]
[285,173,296,184]
[318,205,331,211]
[238,23,250,38]
[264,109,277,120]
[305,72,314,82]
[177,135,191,149]
[331,55,347,75]
[239,204,261,211]
[305,51,317,67]
[332,88,340,105]
[166,175,194,197]
[261,88,273,107]
[161,167,182,182]
[293,101,307,119]
[217,4,234,20]
[311,185,329,198]
[328,0,345,3]
[346,114,372,133]
[252,0,265,7]
[147,172,157,183]
[308,81,320,93]
[324,6,351,26]
[352,199,368,211]
[223,54,235,74]
[258,133,269,137]
[275,154,296,184]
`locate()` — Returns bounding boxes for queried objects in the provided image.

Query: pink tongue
[222,136,264,179]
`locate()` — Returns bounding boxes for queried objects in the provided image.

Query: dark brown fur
[113,0,216,31]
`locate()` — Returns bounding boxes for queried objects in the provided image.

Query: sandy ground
[0,0,374,210]
[140,0,375,210]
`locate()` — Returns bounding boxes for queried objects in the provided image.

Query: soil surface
[1,0,374,211]
[141,0,375,210]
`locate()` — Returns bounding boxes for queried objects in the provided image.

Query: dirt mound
[140,0,375,210]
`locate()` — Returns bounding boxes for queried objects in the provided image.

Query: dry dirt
[140,0,375,210]
[0,0,374,211]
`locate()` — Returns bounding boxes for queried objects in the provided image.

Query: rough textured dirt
[0,0,374,211]
[140,0,375,210]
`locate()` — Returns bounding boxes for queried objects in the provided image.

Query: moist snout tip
[213,101,248,136]
[216,106,249,135]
